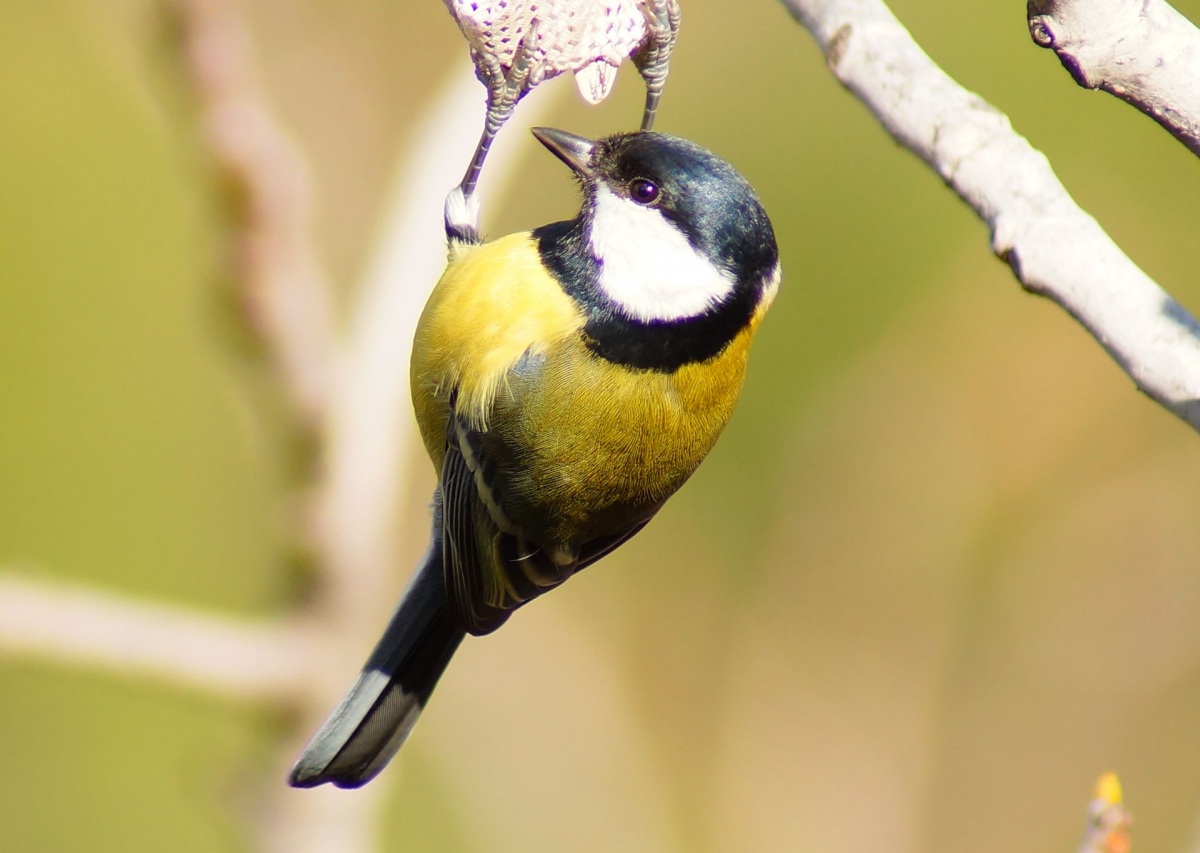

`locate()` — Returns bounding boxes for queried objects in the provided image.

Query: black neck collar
[533,218,769,373]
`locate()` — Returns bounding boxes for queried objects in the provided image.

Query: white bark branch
[1029,0,1200,156]
[0,572,309,702]
[780,0,1200,431]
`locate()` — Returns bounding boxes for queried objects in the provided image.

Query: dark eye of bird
[629,179,659,205]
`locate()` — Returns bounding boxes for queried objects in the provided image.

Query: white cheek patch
[588,186,736,323]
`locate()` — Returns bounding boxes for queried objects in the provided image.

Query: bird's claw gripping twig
[458,19,542,204]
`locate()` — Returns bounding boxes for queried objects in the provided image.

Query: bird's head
[532,127,779,327]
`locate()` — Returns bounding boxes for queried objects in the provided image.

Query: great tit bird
[289,127,780,789]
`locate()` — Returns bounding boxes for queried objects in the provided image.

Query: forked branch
[780,0,1200,432]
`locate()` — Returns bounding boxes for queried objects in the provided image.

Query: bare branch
[0,571,309,702]
[780,0,1200,432]
[178,0,339,425]
[1029,0,1200,156]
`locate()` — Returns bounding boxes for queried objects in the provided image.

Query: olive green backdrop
[3,0,1200,850]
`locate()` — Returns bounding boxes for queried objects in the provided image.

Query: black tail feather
[288,532,464,789]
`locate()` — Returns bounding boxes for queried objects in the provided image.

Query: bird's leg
[633,0,680,131]
[458,21,541,203]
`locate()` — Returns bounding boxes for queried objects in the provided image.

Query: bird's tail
[288,534,464,789]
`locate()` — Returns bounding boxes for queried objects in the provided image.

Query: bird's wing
[441,402,656,637]
[440,412,517,636]
[575,519,651,566]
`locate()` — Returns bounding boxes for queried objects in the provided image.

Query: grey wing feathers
[441,424,515,636]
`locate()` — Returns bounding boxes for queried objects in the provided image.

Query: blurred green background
[4,0,1200,850]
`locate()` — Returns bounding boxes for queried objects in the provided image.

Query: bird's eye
[629,179,659,205]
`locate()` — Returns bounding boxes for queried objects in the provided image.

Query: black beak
[531,127,595,179]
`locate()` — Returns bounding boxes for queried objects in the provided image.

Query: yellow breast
[411,232,585,464]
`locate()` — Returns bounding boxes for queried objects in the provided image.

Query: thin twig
[1029,0,1200,156]
[0,571,308,702]
[780,0,1200,432]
